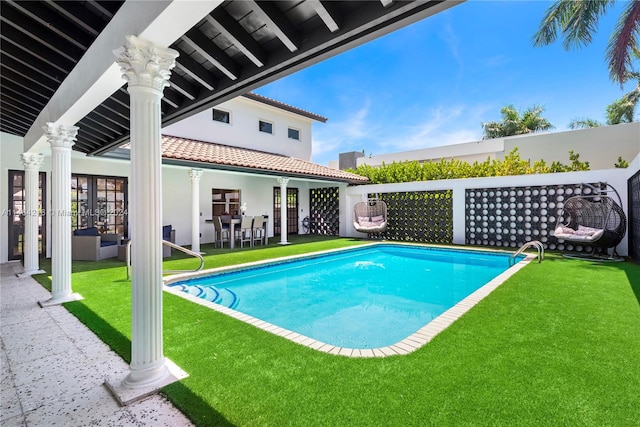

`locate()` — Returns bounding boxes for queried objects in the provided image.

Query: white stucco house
[0,92,366,264]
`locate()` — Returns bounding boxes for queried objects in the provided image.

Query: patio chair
[553,182,626,260]
[235,216,254,248]
[213,216,230,248]
[72,226,119,260]
[162,225,175,258]
[353,199,388,234]
[252,216,266,246]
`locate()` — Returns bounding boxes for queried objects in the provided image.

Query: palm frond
[532,0,575,46]
[563,0,613,50]
[606,0,640,84]
[568,118,602,129]
[533,0,614,50]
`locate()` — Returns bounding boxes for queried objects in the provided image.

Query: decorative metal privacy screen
[369,191,453,243]
[465,183,603,253]
[629,171,640,263]
[309,187,340,235]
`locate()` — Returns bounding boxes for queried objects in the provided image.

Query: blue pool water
[170,244,523,349]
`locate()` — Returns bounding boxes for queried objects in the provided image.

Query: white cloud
[312,101,494,165]
[312,100,380,160]
[371,104,488,155]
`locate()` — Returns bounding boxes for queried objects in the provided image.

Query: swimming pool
[165,243,530,356]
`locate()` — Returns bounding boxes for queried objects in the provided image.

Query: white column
[19,153,45,276]
[40,124,83,306]
[110,36,185,398]
[277,177,290,245]
[188,169,204,253]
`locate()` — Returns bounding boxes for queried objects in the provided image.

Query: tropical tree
[606,93,637,123]
[532,0,640,85]
[534,0,640,129]
[568,118,603,129]
[481,104,554,139]
[568,76,640,128]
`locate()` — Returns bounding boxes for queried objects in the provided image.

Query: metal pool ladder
[125,239,205,280]
[510,240,544,266]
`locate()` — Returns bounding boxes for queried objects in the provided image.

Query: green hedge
[347,148,590,184]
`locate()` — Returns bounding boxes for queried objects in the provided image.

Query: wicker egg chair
[353,199,388,234]
[554,183,626,261]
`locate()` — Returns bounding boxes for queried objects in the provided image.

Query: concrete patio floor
[0,261,193,426]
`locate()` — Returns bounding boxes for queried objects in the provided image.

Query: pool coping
[163,242,536,358]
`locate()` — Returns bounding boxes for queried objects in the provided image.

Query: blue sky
[254,1,634,165]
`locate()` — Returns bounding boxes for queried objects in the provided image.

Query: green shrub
[348,148,592,184]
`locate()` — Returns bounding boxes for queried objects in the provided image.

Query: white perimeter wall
[352,122,639,171]
[162,96,315,160]
[344,166,633,256]
[500,122,640,170]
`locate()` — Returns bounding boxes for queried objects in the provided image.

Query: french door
[273,187,298,235]
[7,170,46,261]
[71,174,128,237]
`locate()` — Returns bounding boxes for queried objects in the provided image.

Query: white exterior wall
[500,122,640,170]
[351,123,640,171]
[163,96,315,160]
[357,139,503,167]
[161,167,334,247]
[1,132,339,263]
[344,168,631,255]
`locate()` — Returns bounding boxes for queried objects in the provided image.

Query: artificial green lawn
[34,236,640,426]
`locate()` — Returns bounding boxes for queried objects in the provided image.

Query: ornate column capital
[114,35,179,91]
[277,177,290,186]
[44,123,78,149]
[188,169,204,181]
[20,153,45,170]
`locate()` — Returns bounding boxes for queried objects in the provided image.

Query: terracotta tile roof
[160,135,368,183]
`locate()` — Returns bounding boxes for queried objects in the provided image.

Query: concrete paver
[0,262,193,427]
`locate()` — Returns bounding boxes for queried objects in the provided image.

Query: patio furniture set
[213,215,268,249]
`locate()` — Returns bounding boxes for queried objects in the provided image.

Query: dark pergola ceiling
[1,0,457,156]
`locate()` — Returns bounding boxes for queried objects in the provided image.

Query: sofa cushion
[74,227,99,237]
[100,240,118,247]
[371,215,384,224]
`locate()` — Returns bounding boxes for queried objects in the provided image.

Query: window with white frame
[288,127,300,140]
[212,108,230,124]
[259,120,273,134]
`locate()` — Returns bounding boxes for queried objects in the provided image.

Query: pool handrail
[125,239,205,280]
[510,240,544,265]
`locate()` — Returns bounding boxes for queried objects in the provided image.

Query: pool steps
[172,284,239,309]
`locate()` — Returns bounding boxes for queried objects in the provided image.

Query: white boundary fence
[341,163,639,257]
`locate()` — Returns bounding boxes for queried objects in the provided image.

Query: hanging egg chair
[553,183,626,261]
[353,199,388,235]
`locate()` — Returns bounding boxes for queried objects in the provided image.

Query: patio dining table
[220,216,242,249]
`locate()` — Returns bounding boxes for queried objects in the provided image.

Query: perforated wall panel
[465,183,603,252]
[368,191,453,243]
[309,187,340,235]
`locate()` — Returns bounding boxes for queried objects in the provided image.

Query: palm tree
[482,104,554,139]
[532,0,640,84]
[568,78,640,128]
[568,118,603,129]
